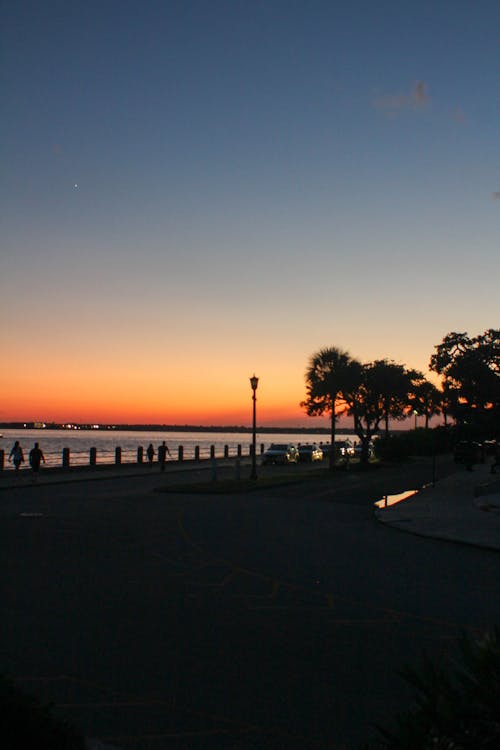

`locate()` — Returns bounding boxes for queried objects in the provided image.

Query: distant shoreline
[0,422,412,435]
[0,422,335,434]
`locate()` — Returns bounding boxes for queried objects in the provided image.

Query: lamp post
[413,409,418,430]
[250,374,259,480]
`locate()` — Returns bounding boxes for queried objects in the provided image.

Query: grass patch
[154,459,384,493]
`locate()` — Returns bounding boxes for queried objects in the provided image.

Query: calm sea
[0,428,354,470]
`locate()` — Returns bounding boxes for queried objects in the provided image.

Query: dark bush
[362,628,500,749]
[374,435,411,461]
[0,675,84,749]
[374,427,454,461]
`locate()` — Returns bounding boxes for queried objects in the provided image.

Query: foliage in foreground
[0,675,84,750]
[362,628,500,749]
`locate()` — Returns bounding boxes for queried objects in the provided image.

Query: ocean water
[0,428,353,470]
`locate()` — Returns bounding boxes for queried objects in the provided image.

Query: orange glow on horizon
[0,365,328,427]
[0,395,331,428]
[1,327,442,430]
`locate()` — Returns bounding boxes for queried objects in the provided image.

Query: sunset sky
[1,0,498,427]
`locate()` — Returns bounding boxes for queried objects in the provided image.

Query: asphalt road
[1,458,499,749]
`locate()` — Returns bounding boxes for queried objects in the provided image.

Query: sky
[1,0,498,427]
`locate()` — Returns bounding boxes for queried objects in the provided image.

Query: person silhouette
[29,442,46,478]
[9,440,24,471]
[146,443,155,466]
[158,440,171,472]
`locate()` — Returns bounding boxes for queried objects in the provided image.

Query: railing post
[115,447,121,465]
[237,444,242,458]
[0,449,4,470]
[224,444,229,458]
[62,447,70,468]
[195,446,200,461]
[137,446,143,463]
[210,445,215,459]
[260,443,264,455]
[90,447,97,465]
[178,445,184,462]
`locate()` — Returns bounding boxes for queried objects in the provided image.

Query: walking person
[158,440,171,472]
[146,443,155,466]
[29,441,45,480]
[9,440,24,471]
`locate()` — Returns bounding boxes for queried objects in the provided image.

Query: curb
[374,510,500,553]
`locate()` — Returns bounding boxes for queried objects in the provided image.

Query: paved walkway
[0,457,242,489]
[1,456,499,750]
[2,456,499,553]
[375,461,500,552]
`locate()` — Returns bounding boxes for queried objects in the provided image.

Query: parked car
[453,441,483,465]
[298,444,323,462]
[483,440,497,457]
[262,443,299,465]
[353,441,375,458]
[319,443,333,459]
[336,439,354,456]
[319,441,354,459]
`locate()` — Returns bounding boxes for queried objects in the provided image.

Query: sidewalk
[0,456,245,490]
[375,461,500,552]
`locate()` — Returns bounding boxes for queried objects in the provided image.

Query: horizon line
[0,420,422,434]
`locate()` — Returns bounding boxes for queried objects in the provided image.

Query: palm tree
[301,347,361,470]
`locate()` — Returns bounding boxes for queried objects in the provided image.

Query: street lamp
[413,409,418,430]
[249,374,259,480]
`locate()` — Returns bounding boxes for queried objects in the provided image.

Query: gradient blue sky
[1,0,498,425]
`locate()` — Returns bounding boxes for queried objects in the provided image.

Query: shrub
[0,675,84,749]
[374,427,453,461]
[374,435,411,461]
[362,628,500,749]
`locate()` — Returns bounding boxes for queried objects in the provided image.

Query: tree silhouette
[343,361,395,462]
[301,347,361,469]
[430,329,500,432]
[408,375,442,428]
[371,359,413,437]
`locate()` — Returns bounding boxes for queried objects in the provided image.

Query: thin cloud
[373,81,430,112]
[413,81,428,105]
